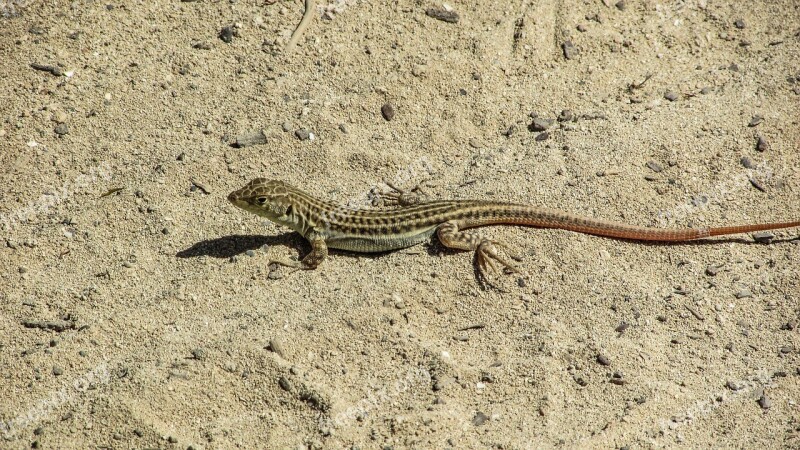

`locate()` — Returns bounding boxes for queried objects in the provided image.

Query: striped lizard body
[228,178,800,280]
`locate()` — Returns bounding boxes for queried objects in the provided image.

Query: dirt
[1,0,799,448]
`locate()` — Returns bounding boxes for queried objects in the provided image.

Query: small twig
[285,0,316,54]
[628,73,654,92]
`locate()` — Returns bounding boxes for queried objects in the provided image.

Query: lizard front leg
[269,231,328,270]
[436,221,522,280]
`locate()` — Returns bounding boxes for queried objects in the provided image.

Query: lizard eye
[256,196,268,204]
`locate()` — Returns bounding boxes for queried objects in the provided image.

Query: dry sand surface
[2,0,800,448]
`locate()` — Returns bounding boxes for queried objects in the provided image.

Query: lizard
[227,178,800,280]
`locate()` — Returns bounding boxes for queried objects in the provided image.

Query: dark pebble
[234,130,267,148]
[53,366,64,376]
[562,40,577,60]
[54,123,69,135]
[705,265,719,276]
[615,0,626,11]
[219,25,235,43]
[534,132,549,142]
[734,19,746,29]
[381,103,395,121]
[501,124,516,137]
[781,321,796,331]
[472,411,488,426]
[529,117,553,131]
[596,354,610,366]
[646,160,663,173]
[425,8,459,24]
[615,322,629,333]
[729,63,739,72]
[740,156,755,169]
[295,129,311,140]
[134,429,144,437]
[748,115,763,127]
[664,91,678,101]
[168,436,178,444]
[756,135,769,152]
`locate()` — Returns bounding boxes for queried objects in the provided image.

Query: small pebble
[53,366,64,376]
[615,322,629,333]
[534,132,549,142]
[596,354,611,366]
[705,265,719,276]
[664,91,678,101]
[425,8,459,24]
[752,231,775,243]
[234,130,267,148]
[278,376,292,391]
[748,115,763,127]
[381,103,395,121]
[734,289,752,299]
[700,86,712,94]
[740,156,755,169]
[757,394,771,409]
[756,135,769,152]
[295,129,311,140]
[734,19,746,29]
[779,345,793,354]
[245,249,256,257]
[54,123,69,135]
[562,40,577,60]
[281,122,292,132]
[615,0,626,11]
[268,338,287,357]
[472,411,488,426]
[646,160,663,173]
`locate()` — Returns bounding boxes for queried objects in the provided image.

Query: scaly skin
[228,178,800,280]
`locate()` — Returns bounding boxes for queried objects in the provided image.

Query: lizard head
[228,178,296,223]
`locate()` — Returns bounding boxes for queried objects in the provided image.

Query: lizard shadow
[177,234,295,259]
[177,233,405,262]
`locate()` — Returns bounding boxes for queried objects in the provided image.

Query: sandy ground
[1,0,800,448]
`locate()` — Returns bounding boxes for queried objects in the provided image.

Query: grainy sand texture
[1,0,799,448]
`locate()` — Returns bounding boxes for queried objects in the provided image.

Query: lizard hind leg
[436,221,522,280]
